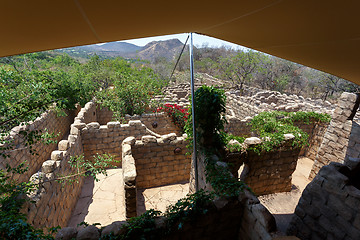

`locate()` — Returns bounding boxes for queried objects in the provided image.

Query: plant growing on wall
[248,111,331,153]
[184,85,227,150]
[185,85,246,197]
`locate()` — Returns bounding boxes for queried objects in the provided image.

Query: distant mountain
[137,39,185,61]
[57,39,185,62]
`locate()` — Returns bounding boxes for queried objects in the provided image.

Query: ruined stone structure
[309,92,360,179]
[0,108,79,183]
[56,188,279,240]
[2,78,360,239]
[122,134,190,218]
[288,162,360,239]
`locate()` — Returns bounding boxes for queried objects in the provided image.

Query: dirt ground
[258,157,313,234]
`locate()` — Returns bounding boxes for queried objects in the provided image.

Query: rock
[55,227,78,240]
[107,121,120,128]
[251,204,277,232]
[42,160,56,173]
[344,156,360,170]
[58,140,69,151]
[101,221,128,237]
[77,225,100,240]
[51,151,64,161]
[141,135,157,143]
[244,137,262,145]
[128,120,142,126]
[284,134,295,141]
[123,136,136,145]
[228,139,240,146]
[87,122,100,129]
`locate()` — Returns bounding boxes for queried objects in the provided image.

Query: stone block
[87,122,100,129]
[122,136,136,145]
[128,120,142,126]
[101,221,128,237]
[51,151,64,161]
[244,137,262,145]
[141,135,157,143]
[122,144,132,156]
[58,140,69,151]
[55,227,78,240]
[107,121,121,128]
[77,225,100,240]
[42,160,57,173]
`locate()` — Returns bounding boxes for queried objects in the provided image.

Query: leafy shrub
[249,111,331,153]
[184,85,227,150]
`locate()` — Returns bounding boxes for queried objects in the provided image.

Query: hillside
[137,39,185,61]
[57,39,185,61]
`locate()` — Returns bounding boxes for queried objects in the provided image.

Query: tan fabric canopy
[2,0,360,85]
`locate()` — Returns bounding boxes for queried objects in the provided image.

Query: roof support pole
[189,32,198,192]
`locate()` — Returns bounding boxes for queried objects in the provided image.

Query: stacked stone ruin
[1,79,360,239]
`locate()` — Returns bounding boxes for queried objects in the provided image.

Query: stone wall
[96,105,113,125]
[225,114,329,163]
[122,134,190,218]
[95,104,182,136]
[309,92,359,179]
[288,162,360,240]
[190,135,301,196]
[125,112,182,136]
[55,188,279,240]
[24,103,100,229]
[132,134,190,189]
[294,120,328,159]
[81,120,156,165]
[226,88,334,119]
[0,108,78,183]
[75,101,97,124]
[187,152,279,240]
[241,137,300,195]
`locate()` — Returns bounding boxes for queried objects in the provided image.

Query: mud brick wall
[122,135,190,218]
[188,152,278,240]
[125,112,182,136]
[132,134,191,189]
[226,93,262,120]
[95,104,182,136]
[96,105,113,125]
[81,120,152,165]
[309,92,359,179]
[190,136,300,196]
[295,121,329,160]
[75,101,97,124]
[288,162,360,240]
[225,117,253,138]
[244,144,300,196]
[26,118,85,229]
[0,108,78,183]
[122,137,137,219]
[57,188,279,240]
[225,114,329,162]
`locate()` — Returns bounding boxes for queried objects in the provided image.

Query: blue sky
[121,33,247,50]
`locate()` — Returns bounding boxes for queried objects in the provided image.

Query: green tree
[217,50,263,90]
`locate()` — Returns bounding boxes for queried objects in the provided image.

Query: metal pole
[189,32,198,192]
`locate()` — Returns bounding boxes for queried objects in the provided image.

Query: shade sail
[2,0,360,85]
